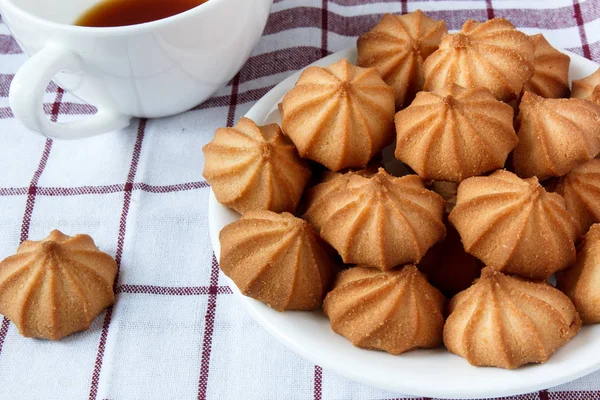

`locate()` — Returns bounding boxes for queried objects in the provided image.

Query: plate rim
[208,46,600,399]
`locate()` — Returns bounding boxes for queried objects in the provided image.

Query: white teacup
[0,0,273,139]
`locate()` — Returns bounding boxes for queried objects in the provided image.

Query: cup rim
[0,0,220,35]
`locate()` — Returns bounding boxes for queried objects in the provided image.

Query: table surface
[1,1,600,399]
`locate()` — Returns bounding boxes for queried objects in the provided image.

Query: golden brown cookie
[522,34,570,99]
[417,224,483,297]
[203,117,311,214]
[423,18,534,102]
[572,67,600,105]
[303,168,446,270]
[558,224,600,324]
[513,92,600,180]
[555,158,600,234]
[448,170,579,280]
[444,267,581,369]
[394,85,517,182]
[323,265,445,355]
[357,10,447,109]
[219,210,334,311]
[280,58,395,171]
[0,230,117,341]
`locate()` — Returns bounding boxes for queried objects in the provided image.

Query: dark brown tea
[75,0,208,27]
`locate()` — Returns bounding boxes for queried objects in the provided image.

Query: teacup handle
[9,46,132,139]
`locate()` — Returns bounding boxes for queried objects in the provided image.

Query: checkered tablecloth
[1,0,600,399]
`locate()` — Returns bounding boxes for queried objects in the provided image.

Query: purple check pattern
[1,1,600,399]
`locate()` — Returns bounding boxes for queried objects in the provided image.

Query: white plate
[208,46,600,399]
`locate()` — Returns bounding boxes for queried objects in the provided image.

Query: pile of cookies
[204,11,600,369]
